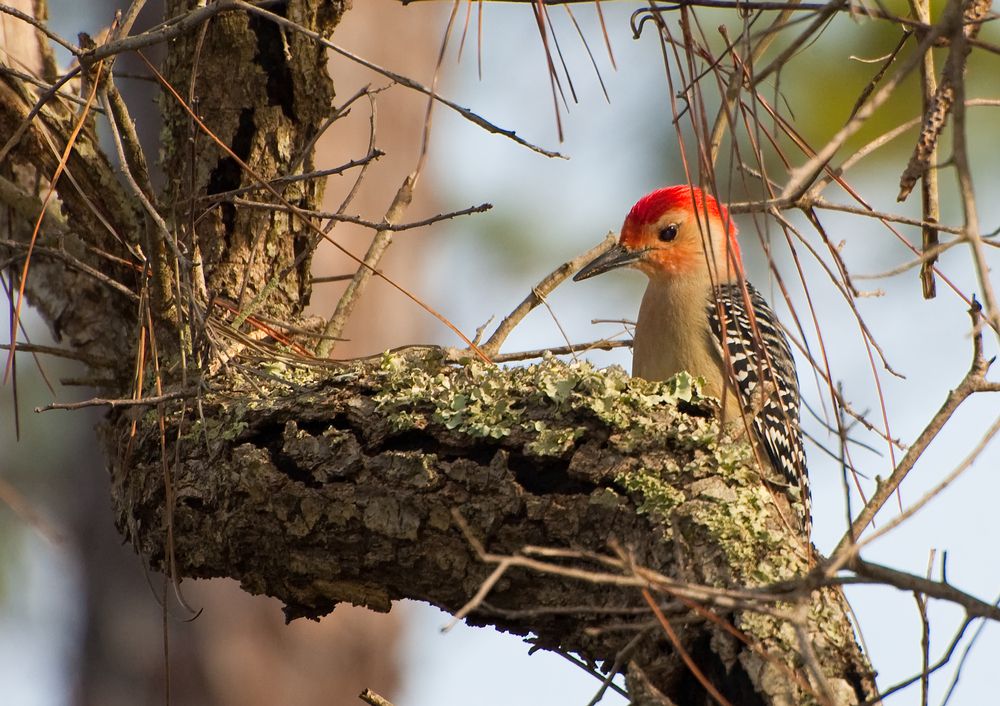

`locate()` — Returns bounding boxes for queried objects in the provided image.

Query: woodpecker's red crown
[625,185,728,227]
[574,186,742,283]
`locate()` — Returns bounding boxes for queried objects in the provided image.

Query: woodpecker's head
[574,186,741,284]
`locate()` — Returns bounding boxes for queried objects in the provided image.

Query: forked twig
[480,232,616,358]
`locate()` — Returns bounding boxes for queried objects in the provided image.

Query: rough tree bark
[0,1,877,704]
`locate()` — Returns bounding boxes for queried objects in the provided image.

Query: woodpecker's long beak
[573,242,642,282]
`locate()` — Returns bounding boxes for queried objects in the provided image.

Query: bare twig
[202,151,384,203]
[915,552,934,706]
[35,389,193,413]
[584,627,651,706]
[101,86,183,270]
[838,559,1000,622]
[310,274,355,284]
[940,594,1000,704]
[856,412,1000,549]
[0,240,140,302]
[231,199,491,232]
[948,8,1000,336]
[481,232,617,358]
[316,175,415,357]
[0,342,115,367]
[463,337,631,364]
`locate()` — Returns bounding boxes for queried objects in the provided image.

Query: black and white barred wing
[708,282,811,533]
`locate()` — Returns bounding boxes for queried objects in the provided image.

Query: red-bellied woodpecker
[574,186,810,536]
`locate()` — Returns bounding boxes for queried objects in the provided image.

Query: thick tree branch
[107,355,876,705]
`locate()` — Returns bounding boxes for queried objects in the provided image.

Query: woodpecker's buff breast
[573,186,811,535]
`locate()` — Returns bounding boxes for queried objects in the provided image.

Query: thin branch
[858,412,1000,549]
[0,342,116,367]
[584,627,651,706]
[840,559,1000,622]
[940,595,1000,704]
[0,65,98,110]
[481,232,616,358]
[467,337,631,364]
[915,552,934,706]
[868,615,974,703]
[316,175,414,357]
[35,389,193,413]
[201,151,384,203]
[358,689,396,706]
[948,6,1000,335]
[310,274,354,284]
[231,198,491,232]
[0,240,140,302]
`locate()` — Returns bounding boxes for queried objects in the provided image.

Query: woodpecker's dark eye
[658,224,679,242]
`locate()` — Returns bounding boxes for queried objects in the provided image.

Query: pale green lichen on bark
[186,351,802,589]
[371,351,710,448]
[525,420,584,456]
[616,463,687,520]
[366,352,835,692]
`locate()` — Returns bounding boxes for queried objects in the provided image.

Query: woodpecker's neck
[632,274,726,397]
[704,227,743,286]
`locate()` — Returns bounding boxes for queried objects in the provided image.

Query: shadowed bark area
[106,354,876,705]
